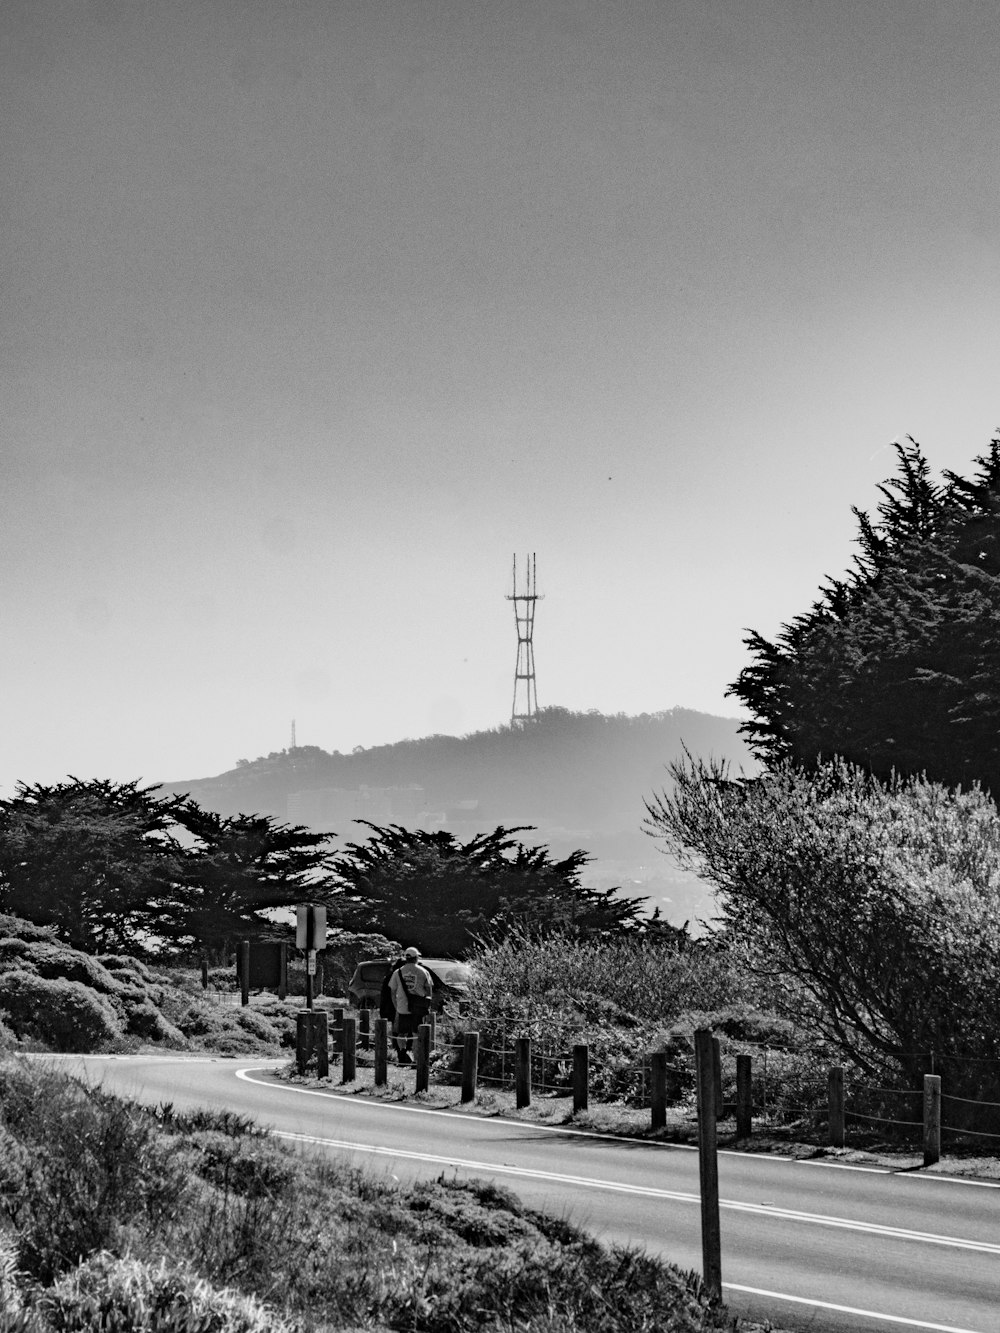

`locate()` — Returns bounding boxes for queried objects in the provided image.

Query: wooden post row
[736,1054,752,1139]
[924,1073,941,1167]
[238,939,250,1007]
[461,1031,479,1104]
[573,1043,589,1114]
[516,1036,531,1109]
[416,1023,431,1093]
[828,1066,845,1148]
[695,1028,722,1302]
[374,1017,388,1087]
[650,1051,667,1130]
[342,1016,357,1083]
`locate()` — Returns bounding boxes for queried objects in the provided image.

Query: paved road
[51,1055,1000,1333]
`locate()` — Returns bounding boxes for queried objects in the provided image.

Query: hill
[161,707,756,927]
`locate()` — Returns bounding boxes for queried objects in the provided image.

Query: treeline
[0,781,682,962]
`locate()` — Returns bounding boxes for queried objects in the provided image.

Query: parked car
[347,957,472,1011]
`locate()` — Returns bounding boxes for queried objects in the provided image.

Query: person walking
[389,946,433,1065]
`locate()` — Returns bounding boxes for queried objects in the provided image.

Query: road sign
[295,903,327,952]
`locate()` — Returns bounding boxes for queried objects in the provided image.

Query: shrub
[44,1251,298,1333]
[123,1000,186,1046]
[0,1062,189,1284]
[0,942,127,1000]
[0,975,121,1052]
[186,1132,297,1199]
[97,956,153,983]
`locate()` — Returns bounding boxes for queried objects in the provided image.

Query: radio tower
[506,553,541,726]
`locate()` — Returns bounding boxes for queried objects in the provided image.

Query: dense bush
[467,929,750,1028]
[647,757,1000,1096]
[0,974,121,1052]
[457,928,780,1104]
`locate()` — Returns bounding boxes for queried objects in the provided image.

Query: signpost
[295,903,328,1073]
[295,903,327,1011]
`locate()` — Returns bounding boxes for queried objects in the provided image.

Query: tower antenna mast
[506,553,541,726]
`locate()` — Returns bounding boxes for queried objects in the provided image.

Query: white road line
[236,1067,1000,1189]
[272,1129,1000,1256]
[725,1283,982,1333]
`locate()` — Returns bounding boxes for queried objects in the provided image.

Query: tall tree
[327,823,644,957]
[173,805,336,960]
[0,779,186,953]
[731,435,1000,794]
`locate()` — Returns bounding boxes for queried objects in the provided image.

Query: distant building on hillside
[287,784,425,832]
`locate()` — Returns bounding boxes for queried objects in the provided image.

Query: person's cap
[404,946,420,959]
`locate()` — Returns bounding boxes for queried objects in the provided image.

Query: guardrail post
[332,1006,345,1055]
[359,1007,371,1050]
[828,1066,845,1147]
[695,1028,722,1301]
[238,940,250,1007]
[295,1009,329,1078]
[924,1073,941,1166]
[342,1016,357,1083]
[573,1043,589,1113]
[650,1052,667,1129]
[736,1054,752,1138]
[374,1017,388,1087]
[415,1023,431,1093]
[461,1031,479,1103]
[279,942,288,1000]
[712,1036,723,1118]
[515,1036,531,1108]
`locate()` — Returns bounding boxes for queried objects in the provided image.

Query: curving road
[48,1055,1000,1333]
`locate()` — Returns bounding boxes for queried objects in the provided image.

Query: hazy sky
[3,0,999,793]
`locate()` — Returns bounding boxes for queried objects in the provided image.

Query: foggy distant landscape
[162,706,757,928]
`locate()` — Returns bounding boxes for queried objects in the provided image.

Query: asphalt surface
[48,1055,1000,1333]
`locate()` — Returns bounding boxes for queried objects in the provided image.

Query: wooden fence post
[650,1052,667,1130]
[200,959,209,990]
[415,1023,431,1093]
[359,1007,371,1051]
[278,942,288,1000]
[712,1036,723,1118]
[295,1009,329,1078]
[573,1043,589,1113]
[332,1007,345,1055]
[924,1073,941,1167]
[516,1036,531,1108]
[736,1054,752,1138]
[695,1028,722,1301]
[342,1016,357,1083]
[374,1017,388,1087]
[238,940,250,1007]
[828,1066,845,1147]
[461,1031,479,1103]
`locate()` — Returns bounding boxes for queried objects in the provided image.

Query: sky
[3,0,1000,795]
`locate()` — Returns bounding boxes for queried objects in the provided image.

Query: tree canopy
[644,756,1000,1091]
[0,779,337,958]
[326,822,651,957]
[0,780,187,954]
[731,435,1000,795]
[172,805,337,961]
